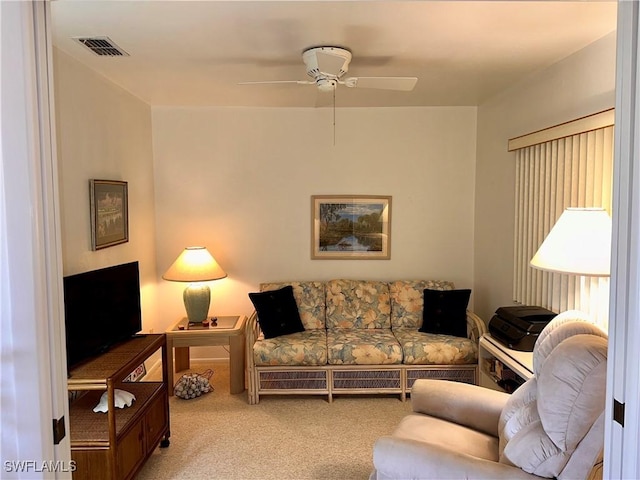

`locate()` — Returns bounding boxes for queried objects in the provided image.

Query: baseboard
[145,357,229,380]
[190,358,229,364]
[145,357,163,380]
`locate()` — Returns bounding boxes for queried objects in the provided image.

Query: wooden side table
[165,315,247,395]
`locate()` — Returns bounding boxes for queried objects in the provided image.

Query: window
[510,110,614,325]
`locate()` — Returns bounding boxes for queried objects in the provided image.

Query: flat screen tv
[63,261,142,372]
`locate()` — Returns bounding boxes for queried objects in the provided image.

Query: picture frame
[311,195,391,259]
[90,179,129,250]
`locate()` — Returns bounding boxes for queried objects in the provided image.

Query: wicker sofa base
[247,364,477,404]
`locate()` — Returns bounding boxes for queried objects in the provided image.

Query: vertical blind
[510,111,614,325]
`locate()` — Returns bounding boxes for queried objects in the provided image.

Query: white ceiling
[51,1,617,108]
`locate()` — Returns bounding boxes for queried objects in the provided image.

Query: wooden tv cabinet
[67,334,170,480]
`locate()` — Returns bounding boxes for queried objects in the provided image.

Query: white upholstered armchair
[371,311,607,480]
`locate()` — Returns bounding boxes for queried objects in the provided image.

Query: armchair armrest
[372,436,540,480]
[411,379,509,436]
[466,310,487,343]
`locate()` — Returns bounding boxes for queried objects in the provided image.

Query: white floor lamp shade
[162,247,227,323]
[530,207,612,276]
[530,207,612,329]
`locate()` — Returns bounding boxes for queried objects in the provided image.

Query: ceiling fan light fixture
[303,46,352,79]
[316,78,337,92]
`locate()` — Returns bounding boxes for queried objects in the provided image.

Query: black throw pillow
[420,289,471,338]
[248,286,305,339]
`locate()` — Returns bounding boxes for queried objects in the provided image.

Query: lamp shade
[163,247,227,324]
[162,247,227,282]
[530,207,612,276]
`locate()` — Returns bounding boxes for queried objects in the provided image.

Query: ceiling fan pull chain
[333,86,336,146]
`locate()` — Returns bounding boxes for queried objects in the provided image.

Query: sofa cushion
[420,289,471,337]
[389,280,455,329]
[393,329,478,365]
[327,329,402,365]
[260,281,326,330]
[249,286,305,339]
[253,330,327,366]
[326,279,391,329]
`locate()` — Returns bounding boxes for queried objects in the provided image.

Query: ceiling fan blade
[238,80,314,86]
[343,77,418,91]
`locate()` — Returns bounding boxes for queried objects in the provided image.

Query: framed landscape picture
[90,179,129,250]
[311,195,391,259]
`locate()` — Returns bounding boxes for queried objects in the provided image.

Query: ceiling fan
[238,46,418,93]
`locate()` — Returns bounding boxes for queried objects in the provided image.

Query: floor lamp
[530,207,612,328]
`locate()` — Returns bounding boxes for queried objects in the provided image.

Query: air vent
[73,36,129,57]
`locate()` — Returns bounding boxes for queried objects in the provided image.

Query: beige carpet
[137,361,413,480]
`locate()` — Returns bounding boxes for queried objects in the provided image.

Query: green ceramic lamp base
[183,283,210,324]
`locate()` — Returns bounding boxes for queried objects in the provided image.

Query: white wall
[54,50,478,361]
[474,32,617,322]
[54,49,160,332]
[152,106,478,332]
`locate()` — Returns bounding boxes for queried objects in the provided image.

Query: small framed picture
[311,195,391,259]
[90,179,129,250]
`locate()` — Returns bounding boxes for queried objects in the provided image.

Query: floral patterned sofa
[246,279,487,404]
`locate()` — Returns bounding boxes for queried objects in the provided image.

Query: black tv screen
[63,261,142,371]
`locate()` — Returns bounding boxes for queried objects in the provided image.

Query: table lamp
[163,246,227,325]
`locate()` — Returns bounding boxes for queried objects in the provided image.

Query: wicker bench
[246,279,487,404]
